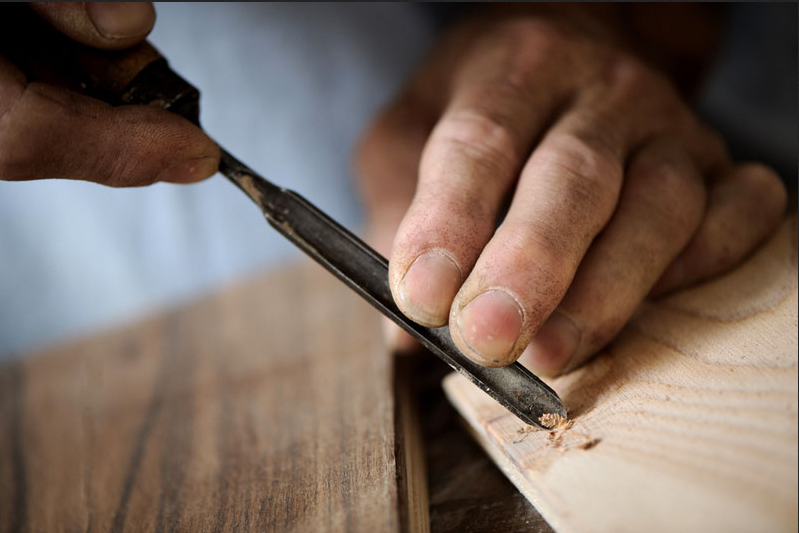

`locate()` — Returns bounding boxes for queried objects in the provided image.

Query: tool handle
[0,4,200,122]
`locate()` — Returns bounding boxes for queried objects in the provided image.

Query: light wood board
[0,261,428,533]
[444,215,798,533]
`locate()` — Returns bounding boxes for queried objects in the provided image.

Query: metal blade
[219,149,567,427]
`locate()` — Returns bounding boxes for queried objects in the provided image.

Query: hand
[355,4,787,375]
[0,2,219,187]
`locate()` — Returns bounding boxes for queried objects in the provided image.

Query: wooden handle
[0,4,200,123]
[58,40,164,99]
[0,4,163,103]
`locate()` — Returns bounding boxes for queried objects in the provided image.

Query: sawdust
[538,413,600,451]
[539,413,572,430]
[511,414,601,450]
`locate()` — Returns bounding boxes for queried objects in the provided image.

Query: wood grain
[0,262,422,532]
[412,356,554,533]
[444,215,798,533]
[394,356,430,533]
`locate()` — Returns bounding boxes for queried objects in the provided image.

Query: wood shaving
[538,413,600,451]
[539,413,572,430]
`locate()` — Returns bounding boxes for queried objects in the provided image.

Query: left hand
[354,4,787,375]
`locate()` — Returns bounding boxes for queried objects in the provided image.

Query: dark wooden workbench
[0,260,551,532]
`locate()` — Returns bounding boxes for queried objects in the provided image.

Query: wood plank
[394,356,431,533]
[444,215,798,533]
[0,261,425,532]
[410,355,554,533]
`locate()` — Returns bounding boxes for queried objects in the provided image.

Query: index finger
[388,22,577,328]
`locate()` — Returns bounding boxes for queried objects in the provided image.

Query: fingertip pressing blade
[419,327,567,427]
[219,149,567,428]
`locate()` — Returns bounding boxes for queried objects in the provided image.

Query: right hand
[0,2,219,187]
[356,4,787,373]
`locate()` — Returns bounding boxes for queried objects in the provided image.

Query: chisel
[2,6,566,427]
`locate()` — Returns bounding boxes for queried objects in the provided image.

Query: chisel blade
[219,149,567,428]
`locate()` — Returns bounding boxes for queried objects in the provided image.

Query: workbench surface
[0,259,551,532]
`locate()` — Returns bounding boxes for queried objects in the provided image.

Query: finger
[388,33,575,328]
[0,57,219,186]
[519,138,706,376]
[354,9,514,244]
[29,2,155,49]
[447,97,632,367]
[356,13,498,353]
[651,163,787,295]
[356,16,487,351]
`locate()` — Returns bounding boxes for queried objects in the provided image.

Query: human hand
[355,4,786,375]
[0,2,219,187]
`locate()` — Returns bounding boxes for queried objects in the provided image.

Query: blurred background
[0,2,795,360]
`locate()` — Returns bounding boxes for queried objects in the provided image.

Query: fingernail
[456,289,523,366]
[87,2,154,39]
[397,251,461,327]
[158,157,218,184]
[521,311,581,376]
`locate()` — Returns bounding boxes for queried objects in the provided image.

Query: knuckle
[628,140,706,234]
[545,129,623,212]
[647,164,704,232]
[432,107,523,176]
[605,54,655,92]
[651,163,696,197]
[460,79,531,115]
[593,54,681,127]
[636,143,697,189]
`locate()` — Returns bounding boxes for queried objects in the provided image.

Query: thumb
[0,56,219,187]
[29,2,155,50]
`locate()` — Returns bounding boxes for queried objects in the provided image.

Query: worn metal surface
[218,149,566,427]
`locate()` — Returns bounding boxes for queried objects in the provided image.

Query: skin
[355,3,787,375]
[1,3,787,376]
[0,2,219,187]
